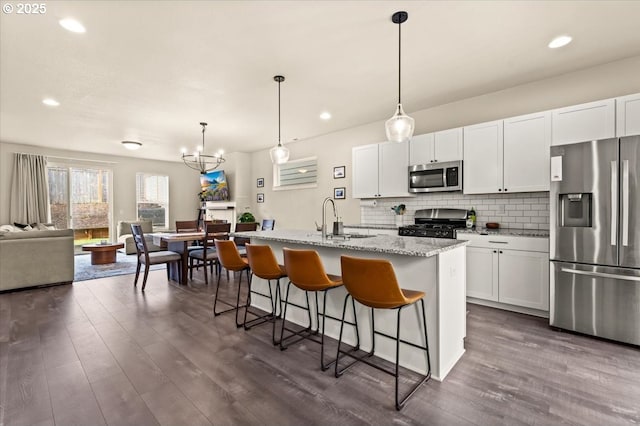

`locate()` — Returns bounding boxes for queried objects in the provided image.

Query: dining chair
[176,220,202,251]
[130,224,181,290]
[234,222,258,249]
[188,222,230,282]
[335,255,431,411]
[261,219,275,230]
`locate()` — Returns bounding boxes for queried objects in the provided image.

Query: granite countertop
[457,228,550,238]
[343,224,398,230]
[234,229,469,258]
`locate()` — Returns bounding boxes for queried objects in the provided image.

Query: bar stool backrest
[215,239,247,271]
[283,248,334,291]
[340,255,407,309]
[245,244,283,279]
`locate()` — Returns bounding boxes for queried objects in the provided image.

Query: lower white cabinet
[497,249,549,310]
[466,247,499,301]
[462,234,549,313]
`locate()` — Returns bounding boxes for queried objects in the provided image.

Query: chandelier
[182,122,225,174]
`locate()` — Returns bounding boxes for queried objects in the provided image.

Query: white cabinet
[498,250,549,310]
[503,111,551,192]
[466,247,499,301]
[352,144,379,198]
[352,141,410,198]
[616,93,640,137]
[464,113,550,194]
[463,120,503,194]
[462,234,549,313]
[409,128,463,165]
[551,98,615,146]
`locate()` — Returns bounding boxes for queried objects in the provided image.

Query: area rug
[74,252,163,281]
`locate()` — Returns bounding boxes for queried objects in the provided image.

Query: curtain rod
[13,152,118,165]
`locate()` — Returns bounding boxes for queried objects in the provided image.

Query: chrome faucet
[321,197,337,239]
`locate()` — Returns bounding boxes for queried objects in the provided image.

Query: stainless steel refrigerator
[550,136,640,345]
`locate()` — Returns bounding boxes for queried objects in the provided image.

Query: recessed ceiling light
[320,112,331,120]
[548,35,572,49]
[42,98,60,107]
[121,141,142,150]
[59,18,86,33]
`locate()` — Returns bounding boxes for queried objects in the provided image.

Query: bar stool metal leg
[213,267,249,328]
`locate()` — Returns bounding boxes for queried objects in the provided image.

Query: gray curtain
[10,153,50,224]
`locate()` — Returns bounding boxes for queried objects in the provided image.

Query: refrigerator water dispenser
[559,193,592,227]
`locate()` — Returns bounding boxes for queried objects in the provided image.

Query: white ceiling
[2,1,640,162]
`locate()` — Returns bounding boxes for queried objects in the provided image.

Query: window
[136,173,169,229]
[273,157,318,190]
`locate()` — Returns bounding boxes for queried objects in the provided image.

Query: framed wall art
[334,187,346,200]
[333,166,345,179]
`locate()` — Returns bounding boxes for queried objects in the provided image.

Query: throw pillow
[14,222,37,229]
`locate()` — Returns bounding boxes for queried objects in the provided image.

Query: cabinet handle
[504,188,508,191]
[498,188,502,191]
[488,241,508,244]
[499,251,503,254]
[493,250,497,253]
[434,159,438,163]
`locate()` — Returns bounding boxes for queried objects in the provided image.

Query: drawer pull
[488,241,508,244]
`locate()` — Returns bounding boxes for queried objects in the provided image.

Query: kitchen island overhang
[234,230,469,381]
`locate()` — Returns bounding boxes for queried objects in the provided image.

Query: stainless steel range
[398,208,468,239]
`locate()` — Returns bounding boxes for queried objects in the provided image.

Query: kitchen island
[234,229,469,381]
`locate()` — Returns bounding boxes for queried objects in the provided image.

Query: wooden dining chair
[176,220,202,251]
[234,222,258,249]
[188,222,230,282]
[130,224,181,290]
[261,219,275,230]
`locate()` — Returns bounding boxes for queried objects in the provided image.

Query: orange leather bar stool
[336,255,431,411]
[244,244,287,344]
[281,248,359,371]
[214,239,250,327]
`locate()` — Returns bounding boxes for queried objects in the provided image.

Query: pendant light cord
[278,80,282,145]
[398,19,402,105]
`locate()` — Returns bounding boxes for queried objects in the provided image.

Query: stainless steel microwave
[408,160,462,193]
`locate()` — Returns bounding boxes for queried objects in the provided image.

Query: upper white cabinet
[352,141,410,198]
[464,113,550,194]
[352,144,379,198]
[409,128,463,165]
[503,111,551,192]
[616,93,640,137]
[551,98,615,146]
[463,120,503,194]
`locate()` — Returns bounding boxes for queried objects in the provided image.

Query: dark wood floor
[1,269,639,426]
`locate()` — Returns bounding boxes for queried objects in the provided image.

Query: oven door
[409,161,462,193]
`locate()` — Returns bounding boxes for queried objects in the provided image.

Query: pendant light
[269,75,290,164]
[385,11,414,143]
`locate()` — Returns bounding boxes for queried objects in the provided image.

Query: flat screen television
[200,170,230,201]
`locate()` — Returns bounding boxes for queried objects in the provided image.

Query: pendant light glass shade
[385,11,414,143]
[270,75,290,164]
[269,143,290,164]
[385,103,415,143]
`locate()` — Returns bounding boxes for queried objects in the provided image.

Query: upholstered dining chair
[261,219,275,230]
[234,222,258,249]
[187,223,229,285]
[130,224,181,290]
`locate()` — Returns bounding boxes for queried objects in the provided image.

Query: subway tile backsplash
[361,192,550,230]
